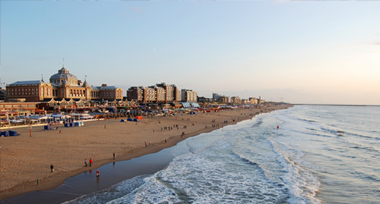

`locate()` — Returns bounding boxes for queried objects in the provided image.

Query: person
[164,139,167,143]
[89,158,93,167]
[84,159,88,167]
[113,153,116,160]
[96,170,100,177]
[37,179,39,186]
[59,130,62,134]
[50,164,54,172]
[104,125,106,129]
[145,141,147,147]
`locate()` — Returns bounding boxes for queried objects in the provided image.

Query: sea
[64,105,380,204]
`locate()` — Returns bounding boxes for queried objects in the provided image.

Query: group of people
[84,158,93,167]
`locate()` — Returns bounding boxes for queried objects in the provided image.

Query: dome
[49,66,79,86]
[83,80,90,87]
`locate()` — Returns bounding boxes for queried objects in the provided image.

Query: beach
[0,105,290,201]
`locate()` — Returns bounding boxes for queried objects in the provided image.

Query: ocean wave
[268,138,321,204]
[62,175,148,204]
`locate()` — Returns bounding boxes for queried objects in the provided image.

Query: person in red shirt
[89,158,93,167]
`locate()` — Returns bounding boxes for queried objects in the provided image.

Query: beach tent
[127,118,133,121]
[28,115,54,123]
[44,125,51,130]
[120,119,125,122]
[80,115,94,120]
[182,102,191,108]
[133,118,139,122]
[190,103,200,108]
[48,114,71,121]
[135,116,143,120]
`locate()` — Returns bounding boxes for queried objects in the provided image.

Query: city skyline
[2,1,380,105]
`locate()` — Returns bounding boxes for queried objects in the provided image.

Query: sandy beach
[0,105,291,201]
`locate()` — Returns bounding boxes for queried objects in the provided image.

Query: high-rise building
[181,89,197,102]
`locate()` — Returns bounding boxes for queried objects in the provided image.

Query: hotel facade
[6,66,123,102]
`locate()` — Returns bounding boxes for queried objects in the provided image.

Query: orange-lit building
[6,66,123,102]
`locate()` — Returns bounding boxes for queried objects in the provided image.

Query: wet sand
[0,105,291,201]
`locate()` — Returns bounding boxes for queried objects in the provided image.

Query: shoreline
[0,105,291,201]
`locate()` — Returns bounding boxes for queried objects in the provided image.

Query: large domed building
[6,66,123,103]
[49,66,79,86]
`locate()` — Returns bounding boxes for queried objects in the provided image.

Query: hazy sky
[1,1,380,105]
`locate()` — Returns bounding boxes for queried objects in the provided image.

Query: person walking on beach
[89,158,93,167]
[96,170,100,177]
[37,179,39,186]
[50,164,54,172]
[85,159,88,167]
[113,153,116,160]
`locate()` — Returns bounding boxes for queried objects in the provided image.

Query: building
[127,86,144,102]
[218,96,230,104]
[0,102,37,112]
[156,83,182,103]
[0,87,6,101]
[92,84,123,101]
[6,66,123,102]
[155,86,166,103]
[231,96,242,105]
[127,82,182,104]
[181,89,197,102]
[212,93,220,102]
[174,86,181,102]
[144,86,156,103]
[249,97,258,104]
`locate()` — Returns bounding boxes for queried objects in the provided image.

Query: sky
[1,0,380,105]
